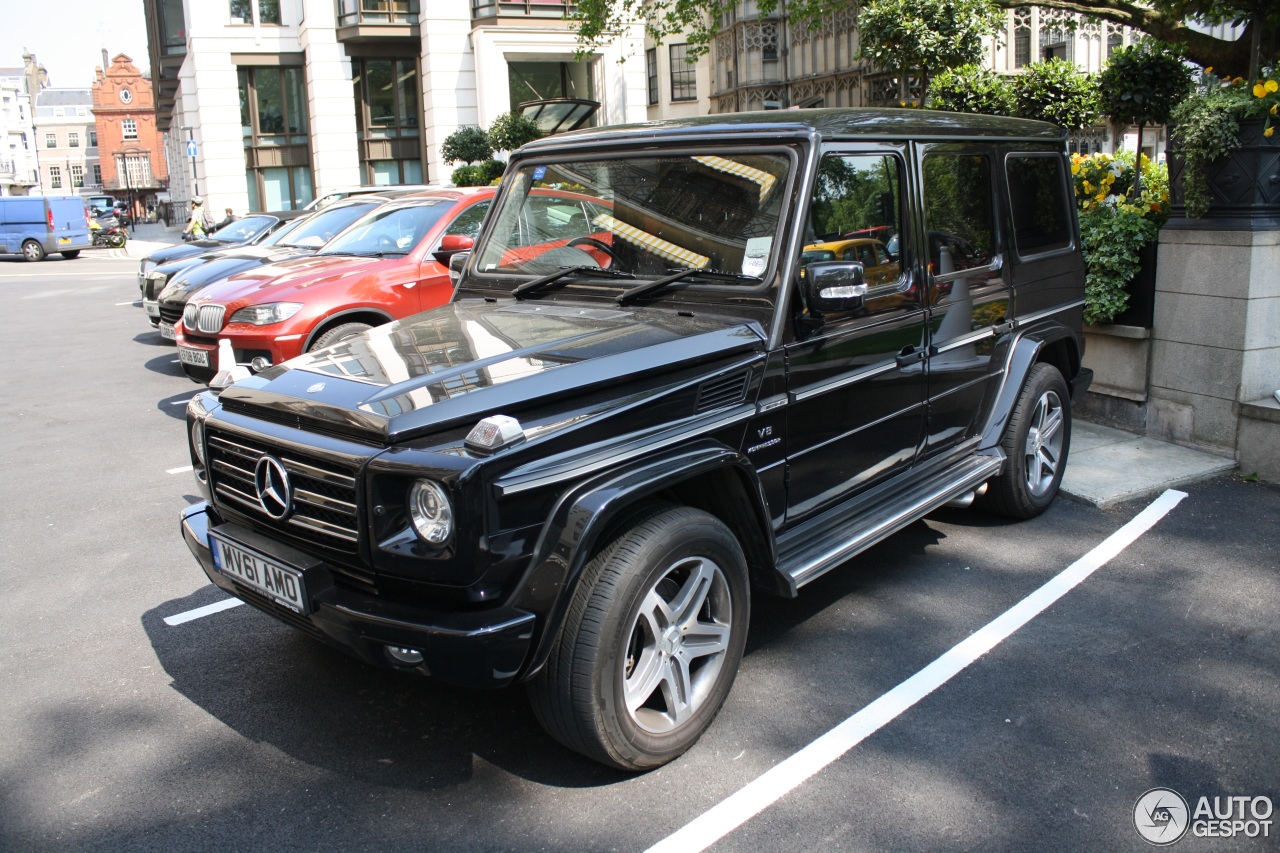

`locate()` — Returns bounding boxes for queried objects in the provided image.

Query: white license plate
[179,346,209,367]
[145,300,161,318]
[159,321,175,340]
[210,533,308,612]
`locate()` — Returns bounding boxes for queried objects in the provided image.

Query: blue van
[0,195,93,261]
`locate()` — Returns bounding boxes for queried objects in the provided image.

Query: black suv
[181,110,1091,771]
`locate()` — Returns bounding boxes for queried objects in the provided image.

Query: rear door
[783,147,928,524]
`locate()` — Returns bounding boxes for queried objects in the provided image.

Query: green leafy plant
[478,158,507,184]
[929,64,1016,115]
[855,0,1004,104]
[1071,151,1169,323]
[1013,59,1103,130]
[1097,41,1193,195]
[487,112,543,153]
[440,126,493,165]
[451,164,486,187]
[1167,69,1259,217]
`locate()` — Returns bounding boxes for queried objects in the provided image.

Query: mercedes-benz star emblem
[254,455,293,520]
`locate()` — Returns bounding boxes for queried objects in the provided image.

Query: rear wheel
[22,240,45,262]
[60,250,81,259]
[529,505,749,771]
[979,362,1071,518]
[108,234,126,248]
[309,322,373,351]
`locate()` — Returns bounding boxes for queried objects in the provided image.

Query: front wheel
[529,505,749,771]
[308,321,373,351]
[978,362,1071,518]
[108,234,126,248]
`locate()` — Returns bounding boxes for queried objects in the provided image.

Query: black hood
[218,299,765,443]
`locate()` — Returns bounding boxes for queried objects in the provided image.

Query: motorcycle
[89,216,128,249]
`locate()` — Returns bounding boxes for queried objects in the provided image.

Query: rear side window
[922,151,997,276]
[1005,154,1073,257]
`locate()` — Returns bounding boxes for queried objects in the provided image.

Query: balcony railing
[472,0,575,19]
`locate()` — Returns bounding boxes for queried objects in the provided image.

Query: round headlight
[191,419,206,466]
[408,480,453,545]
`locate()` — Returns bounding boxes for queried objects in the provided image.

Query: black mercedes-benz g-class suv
[181,109,1091,771]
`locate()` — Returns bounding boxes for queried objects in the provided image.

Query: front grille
[158,303,183,325]
[206,427,375,590]
[185,303,226,334]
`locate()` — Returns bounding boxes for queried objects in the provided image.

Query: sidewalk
[124,221,185,258]
[1062,420,1237,508]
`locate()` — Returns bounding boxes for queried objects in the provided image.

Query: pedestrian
[183,197,210,241]
[215,207,238,230]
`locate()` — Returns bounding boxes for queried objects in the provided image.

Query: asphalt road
[1,254,1277,852]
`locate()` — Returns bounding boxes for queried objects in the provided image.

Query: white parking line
[645,489,1189,853]
[117,300,142,306]
[169,397,195,406]
[163,598,245,626]
[167,465,193,474]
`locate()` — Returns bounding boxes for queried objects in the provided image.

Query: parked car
[304,184,444,211]
[179,109,1091,771]
[174,188,498,381]
[0,196,92,261]
[136,211,306,294]
[145,196,399,337]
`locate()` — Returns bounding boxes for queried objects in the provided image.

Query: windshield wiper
[512,265,635,300]
[615,268,762,306]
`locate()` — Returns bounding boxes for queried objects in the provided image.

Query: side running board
[781,455,1003,589]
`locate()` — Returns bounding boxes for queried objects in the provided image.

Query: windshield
[272,202,379,248]
[473,152,791,284]
[319,200,455,256]
[211,215,276,242]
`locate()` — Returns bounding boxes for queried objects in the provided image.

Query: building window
[45,132,56,148]
[122,119,138,140]
[117,155,154,188]
[338,0,418,26]
[1107,33,1123,57]
[89,130,98,147]
[69,132,80,148]
[230,0,280,24]
[1014,28,1031,68]
[508,60,595,114]
[49,165,61,189]
[352,57,423,185]
[71,164,84,187]
[669,44,696,102]
[646,48,658,106]
[239,65,314,209]
[93,164,102,185]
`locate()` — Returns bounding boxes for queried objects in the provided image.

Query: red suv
[174,188,495,382]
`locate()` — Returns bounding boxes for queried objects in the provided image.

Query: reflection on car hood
[162,249,317,300]
[202,253,404,304]
[219,299,765,443]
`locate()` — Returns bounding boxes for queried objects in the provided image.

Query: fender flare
[508,438,777,681]
[303,307,395,351]
[980,324,1081,450]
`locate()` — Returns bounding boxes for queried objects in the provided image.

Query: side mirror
[434,234,474,265]
[448,251,471,285]
[803,261,868,313]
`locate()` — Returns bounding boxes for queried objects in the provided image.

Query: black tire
[22,240,45,262]
[60,250,81,259]
[529,504,750,771]
[109,234,126,248]
[978,362,1071,519]
[308,322,373,351]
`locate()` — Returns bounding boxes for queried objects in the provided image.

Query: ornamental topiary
[1013,59,1102,130]
[929,64,1016,116]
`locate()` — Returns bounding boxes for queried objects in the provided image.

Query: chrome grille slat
[293,487,357,515]
[185,303,227,334]
[283,458,356,488]
[287,515,359,543]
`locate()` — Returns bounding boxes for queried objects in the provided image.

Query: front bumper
[180,502,535,688]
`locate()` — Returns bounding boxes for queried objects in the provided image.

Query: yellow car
[802,237,900,286]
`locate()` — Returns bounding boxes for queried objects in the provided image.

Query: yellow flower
[1255,84,1268,98]
[1071,163,1080,174]
[1267,80,1279,93]
[1204,66,1213,74]
[1266,127,1276,138]
[1273,104,1279,115]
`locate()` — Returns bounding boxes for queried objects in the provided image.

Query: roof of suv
[520,107,1068,153]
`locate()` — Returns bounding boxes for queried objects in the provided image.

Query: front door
[784,149,927,524]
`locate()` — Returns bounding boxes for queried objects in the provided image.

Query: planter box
[1166,117,1280,231]
[1111,240,1157,328]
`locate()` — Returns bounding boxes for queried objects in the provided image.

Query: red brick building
[91,54,167,218]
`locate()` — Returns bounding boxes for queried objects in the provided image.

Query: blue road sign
[186,140,198,158]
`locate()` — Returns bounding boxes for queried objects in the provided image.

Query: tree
[440,126,493,165]
[857,0,1004,104]
[1097,41,1193,194]
[571,0,1279,79]
[929,64,1017,116]
[1013,59,1102,129]
[487,111,543,153]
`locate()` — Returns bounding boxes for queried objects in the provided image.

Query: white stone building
[143,0,647,214]
[0,62,42,195]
